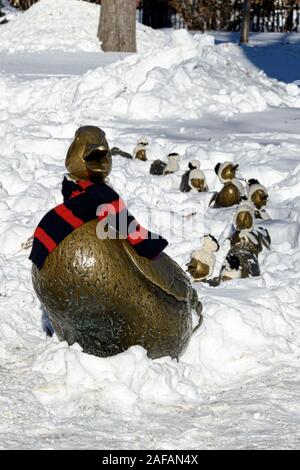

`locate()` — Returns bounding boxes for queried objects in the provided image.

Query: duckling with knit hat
[133,137,149,161]
[163,153,181,176]
[210,161,245,208]
[150,159,167,176]
[220,202,271,281]
[247,179,270,220]
[149,152,180,176]
[180,160,208,193]
[186,235,220,282]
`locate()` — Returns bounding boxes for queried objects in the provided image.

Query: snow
[0,0,170,54]
[0,0,300,450]
[211,32,300,84]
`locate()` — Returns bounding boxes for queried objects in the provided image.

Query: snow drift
[0,0,171,54]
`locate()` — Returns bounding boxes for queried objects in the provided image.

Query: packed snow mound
[1,28,300,121]
[1,0,300,118]
[0,0,100,53]
[0,0,171,54]
[75,30,300,120]
[33,344,199,415]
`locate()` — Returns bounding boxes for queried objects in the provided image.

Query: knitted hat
[188,160,200,170]
[215,161,239,183]
[137,137,149,146]
[247,179,268,199]
[189,168,206,182]
[203,234,220,252]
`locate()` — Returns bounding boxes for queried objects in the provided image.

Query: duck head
[252,188,268,209]
[234,203,254,231]
[247,180,268,209]
[190,178,206,192]
[215,162,239,183]
[188,160,200,171]
[137,136,149,147]
[235,211,253,230]
[65,126,112,182]
[167,153,180,164]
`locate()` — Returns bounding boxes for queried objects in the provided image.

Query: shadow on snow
[213,31,300,84]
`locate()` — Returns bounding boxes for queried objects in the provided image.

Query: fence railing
[137,0,185,29]
[7,0,300,32]
[138,1,300,32]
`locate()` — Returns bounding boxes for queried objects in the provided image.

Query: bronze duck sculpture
[30,126,203,360]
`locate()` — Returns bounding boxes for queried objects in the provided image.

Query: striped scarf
[29,177,168,269]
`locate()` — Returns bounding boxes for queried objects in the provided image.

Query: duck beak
[84,145,111,174]
[232,164,239,172]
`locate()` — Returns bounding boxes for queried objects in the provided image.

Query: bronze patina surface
[65,126,112,182]
[135,148,147,161]
[221,164,239,181]
[214,182,242,208]
[251,188,268,210]
[235,210,253,231]
[190,178,207,192]
[186,258,210,281]
[32,222,198,359]
[212,163,242,208]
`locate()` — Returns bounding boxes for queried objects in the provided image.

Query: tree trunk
[98,0,137,53]
[240,0,251,44]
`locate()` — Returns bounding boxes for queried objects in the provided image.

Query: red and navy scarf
[29,177,168,269]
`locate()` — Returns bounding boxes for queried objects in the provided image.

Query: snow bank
[0,0,299,420]
[33,343,199,416]
[1,0,300,120]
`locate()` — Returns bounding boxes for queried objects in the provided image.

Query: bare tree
[98,0,137,52]
[240,0,251,44]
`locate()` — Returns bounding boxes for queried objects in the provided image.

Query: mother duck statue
[30,126,203,359]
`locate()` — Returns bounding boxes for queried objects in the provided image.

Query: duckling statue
[220,203,271,281]
[149,152,180,176]
[186,235,219,282]
[210,162,245,208]
[247,179,270,220]
[150,159,167,176]
[30,126,202,360]
[110,146,133,159]
[180,160,208,193]
[133,137,149,161]
[163,153,181,176]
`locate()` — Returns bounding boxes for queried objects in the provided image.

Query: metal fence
[138,0,300,32]
[137,0,185,29]
[252,2,300,32]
